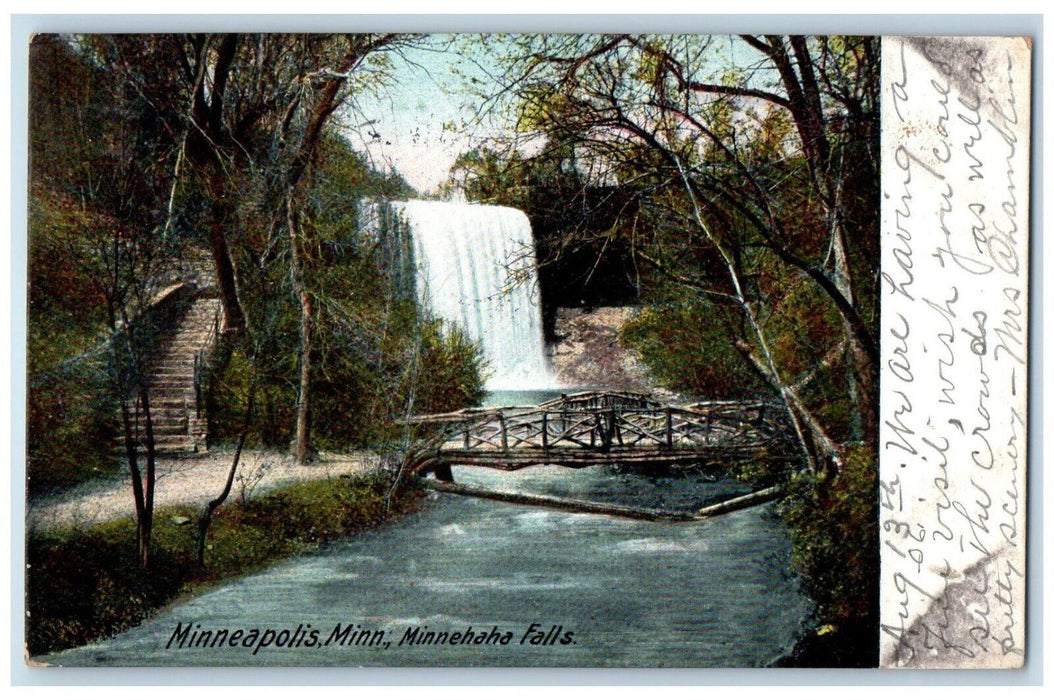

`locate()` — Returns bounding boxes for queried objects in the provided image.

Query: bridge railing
[537,390,663,411]
[407,399,786,454]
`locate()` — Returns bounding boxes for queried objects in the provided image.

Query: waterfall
[372,200,555,391]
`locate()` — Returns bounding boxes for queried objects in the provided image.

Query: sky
[341,37,506,196]
[339,34,769,196]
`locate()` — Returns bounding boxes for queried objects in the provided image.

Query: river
[44,459,813,668]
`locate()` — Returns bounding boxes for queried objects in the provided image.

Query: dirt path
[27,449,378,534]
[549,307,678,401]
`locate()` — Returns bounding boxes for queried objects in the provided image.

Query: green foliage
[212,307,486,452]
[759,281,862,442]
[27,186,111,359]
[779,445,878,634]
[514,83,568,133]
[312,132,415,227]
[621,303,768,400]
[27,519,190,654]
[27,359,120,495]
[27,184,122,494]
[414,322,487,414]
[308,308,486,450]
[208,132,486,452]
[27,35,197,495]
[209,349,281,447]
[235,473,394,544]
[26,472,419,656]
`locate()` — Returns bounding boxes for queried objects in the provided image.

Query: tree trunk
[184,36,247,337]
[117,386,158,569]
[782,35,879,442]
[738,343,844,474]
[197,386,254,566]
[671,156,834,474]
[118,397,146,533]
[287,195,313,465]
[208,172,247,335]
[138,509,153,569]
[137,386,157,568]
[293,287,314,464]
[118,385,157,568]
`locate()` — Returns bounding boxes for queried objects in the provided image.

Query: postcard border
[7,11,1045,687]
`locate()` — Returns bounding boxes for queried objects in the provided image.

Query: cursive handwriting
[881,39,1028,668]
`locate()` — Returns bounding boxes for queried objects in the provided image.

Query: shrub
[27,358,120,496]
[620,302,769,399]
[778,444,878,662]
[26,472,418,656]
[209,285,486,453]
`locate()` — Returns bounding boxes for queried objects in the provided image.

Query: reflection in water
[45,465,812,667]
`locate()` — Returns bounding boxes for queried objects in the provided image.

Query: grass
[25,471,419,658]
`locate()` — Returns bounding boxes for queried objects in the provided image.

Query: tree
[88,33,420,464]
[29,34,201,567]
[203,130,485,464]
[197,367,254,567]
[484,34,879,474]
[474,35,881,654]
[267,34,414,463]
[29,33,487,568]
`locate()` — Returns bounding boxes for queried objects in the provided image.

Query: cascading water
[371,200,555,391]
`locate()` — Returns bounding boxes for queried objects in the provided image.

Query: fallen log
[416,478,783,523]
[694,485,781,518]
[416,478,690,521]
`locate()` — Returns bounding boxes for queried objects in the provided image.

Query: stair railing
[193,301,224,421]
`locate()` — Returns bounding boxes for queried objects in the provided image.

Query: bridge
[404,391,791,482]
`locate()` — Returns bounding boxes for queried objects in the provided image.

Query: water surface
[45,465,811,667]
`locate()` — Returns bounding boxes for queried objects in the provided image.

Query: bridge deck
[429,446,730,469]
[406,391,790,476]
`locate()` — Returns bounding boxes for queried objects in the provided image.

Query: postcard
[19,29,1031,671]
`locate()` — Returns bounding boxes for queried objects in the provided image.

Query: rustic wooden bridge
[405,391,790,482]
